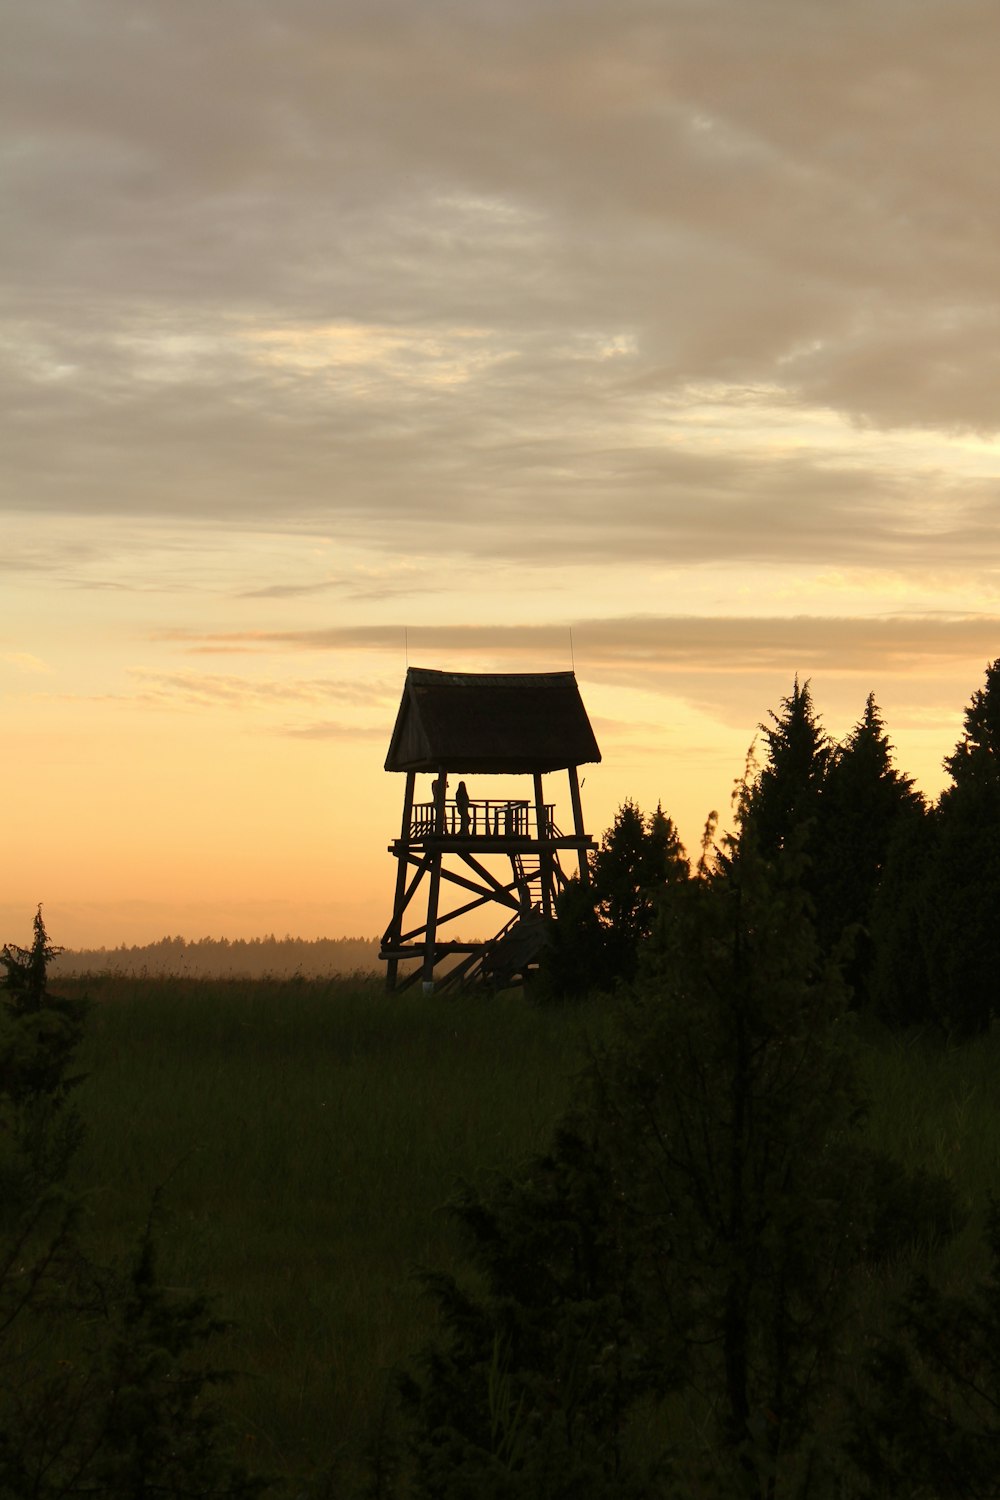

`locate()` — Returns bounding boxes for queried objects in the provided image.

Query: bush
[403,848,960,1497]
[0,909,267,1499]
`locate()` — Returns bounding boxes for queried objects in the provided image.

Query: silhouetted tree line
[55,934,380,980]
[546,660,1000,1040]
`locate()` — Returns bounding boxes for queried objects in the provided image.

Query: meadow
[65,974,609,1490]
[60,972,1000,1494]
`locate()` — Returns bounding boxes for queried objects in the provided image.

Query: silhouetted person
[455,780,471,835]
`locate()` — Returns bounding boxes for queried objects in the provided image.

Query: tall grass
[67,976,606,1485]
[854,1016,1000,1281]
[61,977,1000,1491]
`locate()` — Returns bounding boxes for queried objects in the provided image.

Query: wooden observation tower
[379,668,602,992]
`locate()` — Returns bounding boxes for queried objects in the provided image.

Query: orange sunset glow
[4,2,1000,949]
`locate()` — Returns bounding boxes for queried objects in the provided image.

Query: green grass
[66,976,607,1485]
[854,1016,1000,1284]
[60,978,1000,1492]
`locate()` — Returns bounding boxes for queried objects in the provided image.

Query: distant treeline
[53,933,381,978]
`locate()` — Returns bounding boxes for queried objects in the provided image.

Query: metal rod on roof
[569,627,575,672]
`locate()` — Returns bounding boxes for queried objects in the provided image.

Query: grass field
[66,975,610,1490]
[60,973,1000,1494]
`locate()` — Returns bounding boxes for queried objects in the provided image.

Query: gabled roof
[384,668,602,774]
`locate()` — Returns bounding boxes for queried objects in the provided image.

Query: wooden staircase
[434,909,550,993]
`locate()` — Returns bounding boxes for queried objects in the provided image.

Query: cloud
[10,373,998,581]
[0,651,52,675]
[38,671,395,718]
[237,580,352,601]
[236,569,444,603]
[5,0,1000,578]
[125,670,395,712]
[154,611,1000,678]
[282,720,389,740]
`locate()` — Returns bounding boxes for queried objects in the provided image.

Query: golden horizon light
[4,0,1000,948]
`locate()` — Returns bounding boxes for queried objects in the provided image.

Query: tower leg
[422,850,442,991]
[422,771,446,990]
[568,765,590,884]
[385,771,416,991]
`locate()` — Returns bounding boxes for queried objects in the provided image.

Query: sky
[4,0,1000,949]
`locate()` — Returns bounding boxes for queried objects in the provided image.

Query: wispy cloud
[153,613,1000,678]
[282,721,388,741]
[0,651,52,675]
[236,572,443,603]
[126,670,395,712]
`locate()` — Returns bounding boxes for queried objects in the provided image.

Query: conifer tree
[868,810,938,1028]
[544,801,690,996]
[0,905,87,1235]
[925,659,1000,1035]
[813,693,926,1005]
[943,658,1000,785]
[739,678,830,860]
[591,799,689,983]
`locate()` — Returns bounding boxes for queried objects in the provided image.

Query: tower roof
[384,668,602,774]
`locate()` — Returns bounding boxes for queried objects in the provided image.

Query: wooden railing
[409,799,557,839]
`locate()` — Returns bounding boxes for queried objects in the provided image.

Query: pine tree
[739,678,830,862]
[943,658,1000,785]
[925,659,1000,1035]
[543,801,690,996]
[813,693,926,1005]
[0,905,88,1235]
[591,800,689,983]
[868,810,938,1028]
[740,678,833,912]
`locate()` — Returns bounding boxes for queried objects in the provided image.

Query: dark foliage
[1,907,89,1210]
[738,678,830,862]
[0,909,267,1500]
[917,659,1000,1036]
[943,659,1000,785]
[541,877,611,999]
[399,1116,678,1498]
[0,1215,266,1500]
[812,693,926,1007]
[1,906,86,1103]
[402,845,957,1498]
[868,809,939,1028]
[732,683,942,1024]
[543,801,689,996]
[849,1201,1000,1497]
